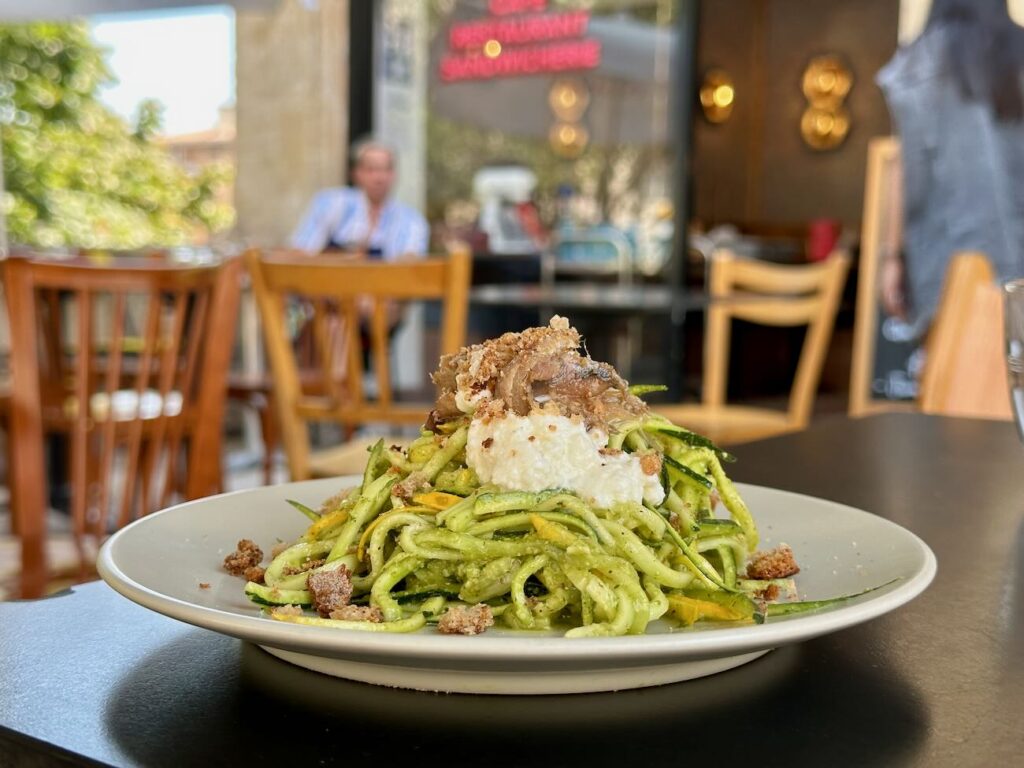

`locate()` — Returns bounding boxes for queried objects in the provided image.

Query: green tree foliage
[0,21,234,249]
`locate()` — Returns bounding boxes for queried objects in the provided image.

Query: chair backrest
[703,249,851,427]
[850,137,908,417]
[244,247,471,480]
[3,255,241,595]
[919,252,1012,420]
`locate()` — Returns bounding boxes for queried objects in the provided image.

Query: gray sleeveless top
[877,24,1024,336]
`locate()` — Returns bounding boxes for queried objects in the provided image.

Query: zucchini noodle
[247,415,793,636]
[242,318,888,636]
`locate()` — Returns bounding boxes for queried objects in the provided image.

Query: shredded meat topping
[745,545,800,580]
[243,566,266,584]
[224,539,263,577]
[426,316,648,431]
[437,603,495,635]
[307,567,353,617]
[271,604,304,617]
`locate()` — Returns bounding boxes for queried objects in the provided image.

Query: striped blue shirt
[290,187,429,260]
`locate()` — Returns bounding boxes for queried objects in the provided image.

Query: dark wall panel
[693,0,760,226]
[694,0,899,229]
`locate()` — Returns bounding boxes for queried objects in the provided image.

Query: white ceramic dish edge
[97,480,937,693]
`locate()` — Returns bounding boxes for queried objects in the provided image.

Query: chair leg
[16,495,48,598]
[215,451,225,495]
[19,542,48,598]
[6,442,17,538]
[257,393,278,486]
[0,422,15,537]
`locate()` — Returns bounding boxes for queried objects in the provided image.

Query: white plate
[98,479,936,695]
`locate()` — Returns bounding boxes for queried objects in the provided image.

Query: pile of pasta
[242,413,836,637]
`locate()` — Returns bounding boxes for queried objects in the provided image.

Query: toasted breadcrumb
[307,567,354,617]
[329,605,384,623]
[198,582,211,590]
[745,545,800,580]
[271,604,304,617]
[393,471,428,500]
[318,488,354,516]
[638,452,662,476]
[243,566,266,584]
[473,397,507,423]
[754,583,780,602]
[224,539,263,576]
[437,603,495,635]
[282,558,326,577]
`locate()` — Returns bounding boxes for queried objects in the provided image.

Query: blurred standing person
[877,0,1024,337]
[291,136,429,259]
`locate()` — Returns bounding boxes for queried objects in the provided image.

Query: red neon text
[440,39,602,82]
[449,11,590,50]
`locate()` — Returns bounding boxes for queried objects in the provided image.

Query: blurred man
[291,137,429,259]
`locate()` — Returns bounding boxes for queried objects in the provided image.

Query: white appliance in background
[473,165,539,255]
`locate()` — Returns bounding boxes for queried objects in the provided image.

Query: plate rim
[97,480,937,664]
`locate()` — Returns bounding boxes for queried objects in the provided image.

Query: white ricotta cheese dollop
[466,412,665,509]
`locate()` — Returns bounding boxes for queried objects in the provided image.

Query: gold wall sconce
[548,78,590,157]
[549,121,590,158]
[549,78,590,122]
[802,55,853,104]
[699,69,735,124]
[801,107,851,151]
[800,55,853,151]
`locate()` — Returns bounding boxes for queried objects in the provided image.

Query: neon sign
[440,1,601,83]
[449,11,590,50]
[441,39,601,82]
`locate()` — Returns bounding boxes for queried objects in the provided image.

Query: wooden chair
[849,137,918,417]
[656,249,851,444]
[3,255,241,598]
[918,252,1012,420]
[244,248,471,480]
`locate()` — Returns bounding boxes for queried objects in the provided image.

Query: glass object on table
[1005,279,1024,441]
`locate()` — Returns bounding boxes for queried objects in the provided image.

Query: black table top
[2,413,1023,767]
